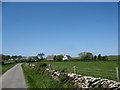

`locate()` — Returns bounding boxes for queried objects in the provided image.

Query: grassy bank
[0,63,16,75]
[45,61,118,81]
[22,64,71,88]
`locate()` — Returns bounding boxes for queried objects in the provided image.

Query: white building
[63,55,71,61]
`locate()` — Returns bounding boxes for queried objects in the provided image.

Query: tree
[37,53,45,59]
[22,56,27,60]
[78,52,93,60]
[102,56,108,61]
[98,54,102,60]
[94,55,97,60]
[2,60,5,65]
[28,56,32,62]
[35,56,39,61]
[2,55,11,60]
[55,55,63,61]
[18,55,22,60]
[2,54,5,60]
[28,56,39,62]
[78,52,87,57]
[11,55,18,60]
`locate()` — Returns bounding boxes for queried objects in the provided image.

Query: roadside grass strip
[0,63,16,75]
[22,64,70,88]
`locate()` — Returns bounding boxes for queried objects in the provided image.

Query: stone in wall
[45,68,120,89]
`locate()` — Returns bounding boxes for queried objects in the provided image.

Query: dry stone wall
[46,68,120,89]
[28,63,120,89]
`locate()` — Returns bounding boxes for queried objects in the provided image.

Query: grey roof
[46,55,56,60]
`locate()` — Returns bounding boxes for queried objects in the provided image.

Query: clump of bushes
[34,62,47,74]
[15,60,26,63]
[0,60,5,65]
[55,55,64,61]
[59,75,75,88]
[59,75,70,83]
[60,67,67,73]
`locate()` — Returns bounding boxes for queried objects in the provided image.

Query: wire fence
[48,65,118,81]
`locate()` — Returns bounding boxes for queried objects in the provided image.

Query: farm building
[46,55,71,61]
[46,55,56,61]
[63,55,71,61]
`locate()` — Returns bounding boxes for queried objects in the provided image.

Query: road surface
[0,64,27,88]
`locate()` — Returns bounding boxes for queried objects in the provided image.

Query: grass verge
[0,63,16,76]
[22,63,71,88]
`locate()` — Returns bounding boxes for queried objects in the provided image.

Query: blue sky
[2,2,118,57]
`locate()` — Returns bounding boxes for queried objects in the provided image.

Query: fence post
[28,63,30,67]
[116,67,120,82]
[73,66,77,74]
[62,66,64,72]
[49,64,52,70]
[57,66,59,71]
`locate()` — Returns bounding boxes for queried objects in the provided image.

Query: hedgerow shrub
[61,67,67,73]
[34,62,47,74]
[59,75,75,88]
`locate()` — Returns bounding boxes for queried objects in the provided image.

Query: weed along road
[1,64,27,88]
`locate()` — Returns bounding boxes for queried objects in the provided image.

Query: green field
[0,63,16,76]
[22,64,72,88]
[45,61,118,81]
[107,55,119,60]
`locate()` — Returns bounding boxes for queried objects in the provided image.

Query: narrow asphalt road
[0,64,27,88]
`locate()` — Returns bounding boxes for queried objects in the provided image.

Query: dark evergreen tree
[98,54,102,60]
[94,55,97,60]
[102,56,108,61]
